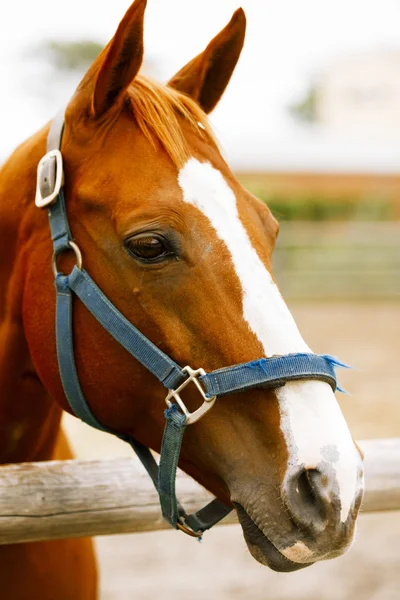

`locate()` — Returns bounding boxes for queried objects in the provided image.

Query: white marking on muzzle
[277,381,361,522]
[280,541,314,564]
[178,158,361,524]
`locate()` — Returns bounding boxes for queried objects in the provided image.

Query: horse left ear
[92,0,147,117]
[168,8,246,114]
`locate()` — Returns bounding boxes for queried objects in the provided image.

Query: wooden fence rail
[0,438,399,545]
[273,222,400,300]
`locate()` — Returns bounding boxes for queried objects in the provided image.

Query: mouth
[234,503,313,573]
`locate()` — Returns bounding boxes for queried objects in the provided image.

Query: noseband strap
[36,109,349,538]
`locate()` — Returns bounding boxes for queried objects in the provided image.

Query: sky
[2,0,400,170]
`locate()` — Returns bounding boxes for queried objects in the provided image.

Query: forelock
[126,76,217,167]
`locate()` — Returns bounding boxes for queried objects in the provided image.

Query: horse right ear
[168,8,246,114]
[91,0,147,117]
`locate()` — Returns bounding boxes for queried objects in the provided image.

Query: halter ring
[52,241,83,276]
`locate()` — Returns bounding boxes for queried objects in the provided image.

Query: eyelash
[124,233,176,264]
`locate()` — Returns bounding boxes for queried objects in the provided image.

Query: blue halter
[35,109,349,538]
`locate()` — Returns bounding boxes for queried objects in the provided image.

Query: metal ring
[52,241,83,276]
[176,521,203,538]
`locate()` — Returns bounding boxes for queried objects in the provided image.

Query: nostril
[296,469,321,510]
[284,468,332,532]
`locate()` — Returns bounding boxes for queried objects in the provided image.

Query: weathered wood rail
[0,438,399,545]
[273,222,400,300]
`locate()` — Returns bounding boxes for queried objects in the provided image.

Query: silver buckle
[35,149,64,208]
[165,366,216,425]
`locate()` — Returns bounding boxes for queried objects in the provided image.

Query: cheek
[71,299,166,430]
[22,244,166,439]
[183,389,290,488]
[22,250,67,408]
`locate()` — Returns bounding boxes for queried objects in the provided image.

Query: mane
[127,76,218,167]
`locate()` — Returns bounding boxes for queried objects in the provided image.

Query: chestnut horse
[0,1,364,597]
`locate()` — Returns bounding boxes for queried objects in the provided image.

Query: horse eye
[126,235,171,263]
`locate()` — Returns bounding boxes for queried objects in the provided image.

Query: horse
[0,1,364,597]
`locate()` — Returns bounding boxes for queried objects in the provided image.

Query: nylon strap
[158,405,187,526]
[67,267,186,390]
[46,113,71,254]
[157,405,231,532]
[199,354,341,397]
[55,275,110,432]
[61,267,343,398]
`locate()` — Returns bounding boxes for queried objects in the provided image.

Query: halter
[35,109,349,538]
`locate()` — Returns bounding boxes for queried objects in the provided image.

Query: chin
[235,504,313,573]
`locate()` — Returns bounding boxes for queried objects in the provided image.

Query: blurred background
[1,0,399,598]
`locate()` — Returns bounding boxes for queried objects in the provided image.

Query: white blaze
[178,158,360,527]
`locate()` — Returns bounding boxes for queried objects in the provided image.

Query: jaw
[234,503,312,572]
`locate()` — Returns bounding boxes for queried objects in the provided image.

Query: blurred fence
[238,171,400,220]
[273,222,400,300]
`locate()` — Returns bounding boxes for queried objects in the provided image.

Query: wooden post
[0,438,399,545]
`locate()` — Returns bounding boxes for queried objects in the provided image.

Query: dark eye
[125,234,173,263]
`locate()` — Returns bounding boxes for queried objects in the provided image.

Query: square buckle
[35,149,64,208]
[165,366,216,425]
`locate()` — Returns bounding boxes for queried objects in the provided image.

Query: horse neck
[0,125,50,312]
[0,124,66,464]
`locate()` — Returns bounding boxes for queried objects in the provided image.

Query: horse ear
[168,8,246,114]
[92,0,147,117]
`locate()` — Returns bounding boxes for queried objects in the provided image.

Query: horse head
[24,0,364,571]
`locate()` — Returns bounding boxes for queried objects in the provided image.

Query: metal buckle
[165,366,216,425]
[176,520,203,538]
[35,149,64,208]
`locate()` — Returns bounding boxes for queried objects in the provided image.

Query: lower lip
[234,503,312,573]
